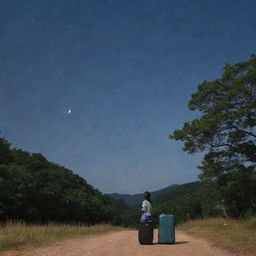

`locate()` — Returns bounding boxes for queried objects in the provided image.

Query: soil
[2,229,237,256]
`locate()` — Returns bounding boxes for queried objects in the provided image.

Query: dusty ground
[3,229,237,256]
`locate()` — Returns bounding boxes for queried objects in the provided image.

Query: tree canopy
[170,56,256,217]
[0,137,127,224]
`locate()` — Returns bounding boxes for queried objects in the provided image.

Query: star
[64,108,72,115]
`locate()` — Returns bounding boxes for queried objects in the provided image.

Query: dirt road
[4,230,236,256]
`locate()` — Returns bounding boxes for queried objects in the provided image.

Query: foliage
[0,137,127,224]
[152,182,203,223]
[102,195,128,225]
[170,56,256,217]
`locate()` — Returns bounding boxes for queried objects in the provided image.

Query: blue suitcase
[158,214,175,244]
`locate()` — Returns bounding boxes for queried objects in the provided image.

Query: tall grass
[0,221,123,251]
[178,217,256,256]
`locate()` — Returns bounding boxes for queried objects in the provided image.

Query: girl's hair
[144,191,152,203]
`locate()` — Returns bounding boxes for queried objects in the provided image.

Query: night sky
[1,0,256,193]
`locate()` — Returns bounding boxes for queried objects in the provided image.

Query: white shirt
[142,200,152,215]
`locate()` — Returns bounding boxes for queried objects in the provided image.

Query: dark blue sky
[1,0,256,193]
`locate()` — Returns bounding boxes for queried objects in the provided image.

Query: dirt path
[3,230,236,256]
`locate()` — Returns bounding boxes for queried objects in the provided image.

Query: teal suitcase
[158,214,175,244]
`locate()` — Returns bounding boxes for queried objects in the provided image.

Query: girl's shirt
[142,200,152,215]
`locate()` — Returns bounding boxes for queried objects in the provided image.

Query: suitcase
[158,214,175,244]
[138,221,153,244]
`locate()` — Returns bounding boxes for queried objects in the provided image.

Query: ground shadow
[151,241,189,245]
[173,241,190,245]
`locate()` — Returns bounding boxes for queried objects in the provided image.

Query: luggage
[158,214,175,244]
[138,221,153,244]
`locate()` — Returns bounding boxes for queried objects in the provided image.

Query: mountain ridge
[106,184,180,205]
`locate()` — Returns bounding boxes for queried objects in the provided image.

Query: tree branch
[230,125,256,138]
[209,143,236,150]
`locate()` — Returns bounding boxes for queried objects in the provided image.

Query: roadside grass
[0,222,124,252]
[178,217,256,256]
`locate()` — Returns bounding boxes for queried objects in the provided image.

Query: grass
[178,217,256,256]
[0,222,124,252]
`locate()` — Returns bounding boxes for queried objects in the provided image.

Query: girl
[141,191,152,221]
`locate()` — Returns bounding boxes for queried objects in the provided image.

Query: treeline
[0,137,127,224]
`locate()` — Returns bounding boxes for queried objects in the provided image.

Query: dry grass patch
[0,222,124,252]
[178,218,256,256]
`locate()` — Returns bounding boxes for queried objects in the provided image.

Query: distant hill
[154,181,202,202]
[152,181,203,222]
[106,184,179,205]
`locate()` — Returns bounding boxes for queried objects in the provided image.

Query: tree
[0,138,14,164]
[0,137,128,224]
[170,56,256,217]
